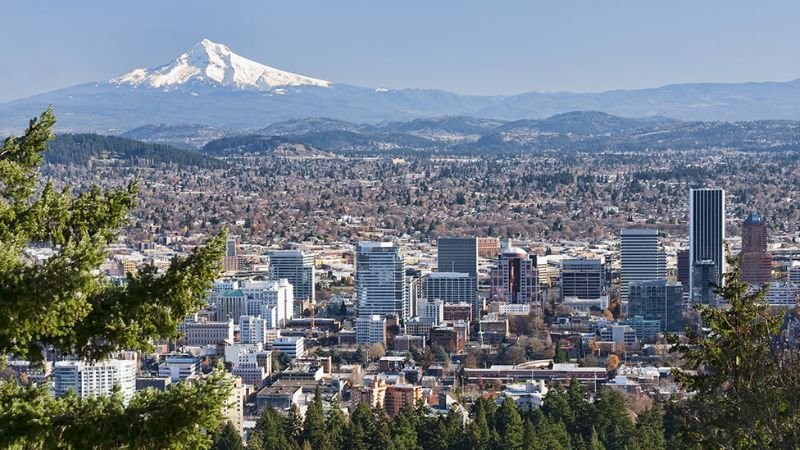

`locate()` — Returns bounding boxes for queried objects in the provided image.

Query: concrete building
[216,290,248,323]
[561,258,605,300]
[490,246,540,305]
[477,237,501,258]
[620,229,666,302]
[53,356,137,404]
[241,279,294,328]
[356,242,406,344]
[689,188,726,303]
[418,299,444,325]
[183,318,234,346]
[740,212,772,286]
[356,314,387,345]
[627,279,684,333]
[500,380,548,410]
[599,325,637,347]
[240,315,268,344]
[621,315,663,344]
[158,355,201,382]
[272,336,306,359]
[268,250,315,301]
[224,344,271,388]
[385,384,423,417]
[422,272,478,311]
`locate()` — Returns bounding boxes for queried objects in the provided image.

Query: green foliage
[669,250,800,448]
[0,109,230,448]
[212,421,244,450]
[630,404,666,450]
[45,133,227,168]
[1,368,232,449]
[249,407,296,450]
[302,386,328,449]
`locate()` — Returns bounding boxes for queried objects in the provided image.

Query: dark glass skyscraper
[689,188,725,303]
[437,237,478,277]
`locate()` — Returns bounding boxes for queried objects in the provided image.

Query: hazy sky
[2,1,800,102]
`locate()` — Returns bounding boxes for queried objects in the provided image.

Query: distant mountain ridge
[4,39,800,133]
[194,111,800,155]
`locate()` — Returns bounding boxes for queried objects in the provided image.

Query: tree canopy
[0,109,231,449]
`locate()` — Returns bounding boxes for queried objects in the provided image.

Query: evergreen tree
[302,386,328,449]
[0,109,230,448]
[391,405,419,450]
[630,404,666,450]
[495,397,525,450]
[369,408,394,450]
[285,404,304,447]
[212,421,244,450]
[670,249,800,448]
[592,388,634,450]
[249,407,294,450]
[587,427,606,450]
[466,398,493,450]
[326,398,348,450]
[346,403,373,450]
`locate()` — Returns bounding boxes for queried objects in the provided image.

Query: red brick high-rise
[740,212,772,286]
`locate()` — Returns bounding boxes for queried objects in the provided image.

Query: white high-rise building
[241,279,294,328]
[53,356,137,404]
[158,355,201,382]
[268,250,315,301]
[272,336,306,359]
[689,188,726,304]
[418,299,444,325]
[355,242,406,344]
[620,229,666,301]
[240,315,269,344]
[356,315,387,345]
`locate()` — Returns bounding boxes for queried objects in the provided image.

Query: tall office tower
[226,235,239,257]
[422,272,478,307]
[677,249,690,293]
[437,237,479,312]
[689,188,726,303]
[53,356,137,404]
[489,246,540,304]
[561,258,606,300]
[437,237,478,276]
[627,279,685,332]
[620,229,666,301]
[224,235,241,272]
[268,250,315,301]
[241,279,294,328]
[240,315,269,344]
[356,242,406,344]
[740,212,772,286]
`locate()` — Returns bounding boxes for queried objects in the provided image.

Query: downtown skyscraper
[739,212,772,286]
[620,229,666,302]
[689,188,726,304]
[355,242,407,344]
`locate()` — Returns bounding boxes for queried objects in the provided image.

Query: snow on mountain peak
[111,39,330,90]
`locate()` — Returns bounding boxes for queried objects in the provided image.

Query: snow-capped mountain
[4,38,800,133]
[110,39,329,91]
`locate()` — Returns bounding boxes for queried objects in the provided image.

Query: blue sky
[1,0,799,102]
